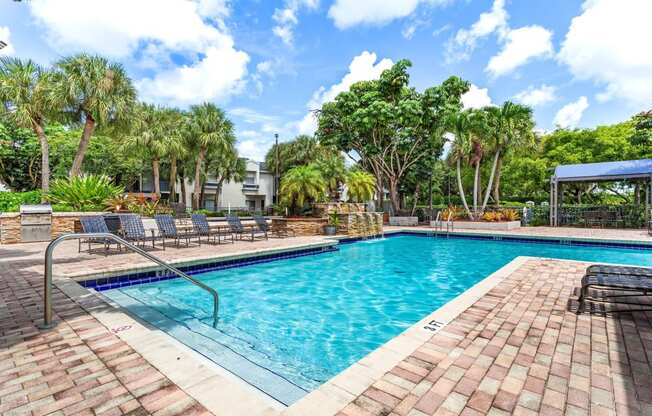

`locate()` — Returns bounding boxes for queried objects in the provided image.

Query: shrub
[46,175,123,211]
[440,206,463,221]
[482,211,503,222]
[0,191,41,212]
[129,199,172,217]
[501,208,520,221]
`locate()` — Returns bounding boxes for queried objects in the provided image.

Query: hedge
[0,191,41,212]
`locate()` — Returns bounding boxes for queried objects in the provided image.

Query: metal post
[39,233,220,330]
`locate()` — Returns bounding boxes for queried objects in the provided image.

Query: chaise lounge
[577,264,652,313]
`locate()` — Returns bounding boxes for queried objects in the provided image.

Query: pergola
[549,159,652,226]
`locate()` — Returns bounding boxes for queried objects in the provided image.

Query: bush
[46,175,123,211]
[0,191,42,212]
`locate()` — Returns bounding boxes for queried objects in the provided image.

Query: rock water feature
[270,203,383,237]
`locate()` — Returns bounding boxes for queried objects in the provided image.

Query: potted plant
[324,211,339,235]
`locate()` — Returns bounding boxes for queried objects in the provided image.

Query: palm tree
[316,154,346,200]
[187,103,235,209]
[446,110,475,220]
[345,170,376,202]
[482,102,534,205]
[164,110,187,203]
[52,54,136,177]
[280,164,326,214]
[0,58,53,196]
[122,103,169,198]
[207,147,246,208]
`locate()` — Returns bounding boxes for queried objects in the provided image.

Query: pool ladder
[432,212,454,237]
[40,233,220,330]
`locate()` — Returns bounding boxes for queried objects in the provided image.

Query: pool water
[102,234,652,403]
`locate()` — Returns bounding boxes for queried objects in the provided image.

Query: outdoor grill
[20,204,53,242]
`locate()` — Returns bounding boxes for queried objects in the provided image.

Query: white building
[139,159,276,212]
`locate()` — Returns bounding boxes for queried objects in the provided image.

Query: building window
[246,200,256,211]
[245,172,256,185]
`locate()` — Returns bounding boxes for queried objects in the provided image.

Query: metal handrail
[40,232,219,330]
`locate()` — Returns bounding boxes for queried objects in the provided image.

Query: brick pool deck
[1,228,651,415]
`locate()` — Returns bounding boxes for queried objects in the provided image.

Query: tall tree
[481,102,534,206]
[187,103,235,209]
[280,164,326,214]
[318,60,468,213]
[207,148,246,208]
[52,54,136,177]
[0,58,53,196]
[446,110,475,219]
[164,110,187,203]
[316,153,346,200]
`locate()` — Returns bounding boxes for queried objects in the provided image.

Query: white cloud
[446,0,508,62]
[27,0,249,107]
[298,51,394,134]
[28,0,228,58]
[462,84,493,109]
[137,43,249,106]
[486,25,553,77]
[554,96,589,128]
[558,0,652,105]
[272,0,318,46]
[329,0,451,30]
[237,139,268,162]
[513,84,557,107]
[0,26,15,56]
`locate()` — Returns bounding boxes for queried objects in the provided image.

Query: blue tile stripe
[84,245,338,291]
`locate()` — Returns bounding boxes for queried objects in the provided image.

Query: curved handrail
[40,232,219,329]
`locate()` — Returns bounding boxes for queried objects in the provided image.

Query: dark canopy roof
[553,159,652,182]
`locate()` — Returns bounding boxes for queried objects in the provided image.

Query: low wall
[271,217,328,236]
[0,212,104,244]
[437,220,521,231]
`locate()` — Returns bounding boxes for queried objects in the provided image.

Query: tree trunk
[169,158,177,203]
[388,177,401,215]
[192,147,206,210]
[199,181,206,209]
[493,157,503,205]
[69,113,96,177]
[33,122,49,199]
[473,161,480,217]
[180,169,187,207]
[410,183,420,216]
[457,158,473,220]
[635,183,641,205]
[482,150,500,211]
[152,158,161,198]
[375,173,383,211]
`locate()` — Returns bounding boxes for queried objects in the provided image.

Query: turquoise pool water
[102,234,652,403]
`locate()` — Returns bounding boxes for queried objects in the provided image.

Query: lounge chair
[119,214,162,250]
[79,215,120,255]
[155,214,201,248]
[191,213,232,244]
[226,214,267,241]
[577,272,652,313]
[253,214,294,238]
[586,264,652,278]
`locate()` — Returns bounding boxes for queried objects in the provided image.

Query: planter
[324,225,337,235]
[434,220,521,231]
[389,216,419,226]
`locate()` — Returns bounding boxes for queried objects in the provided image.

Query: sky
[1,0,651,162]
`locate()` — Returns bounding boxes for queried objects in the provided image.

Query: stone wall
[337,213,383,237]
[271,218,328,236]
[0,212,102,244]
[312,202,366,217]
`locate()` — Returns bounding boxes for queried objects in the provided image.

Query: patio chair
[577,272,652,313]
[253,214,294,238]
[119,214,162,250]
[155,214,201,248]
[226,214,267,241]
[79,215,120,255]
[191,213,233,244]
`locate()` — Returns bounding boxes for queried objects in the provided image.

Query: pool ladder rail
[40,232,220,330]
[432,212,455,236]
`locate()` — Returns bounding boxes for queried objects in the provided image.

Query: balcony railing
[242,183,260,192]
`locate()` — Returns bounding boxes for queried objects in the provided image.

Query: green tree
[345,170,376,203]
[0,121,41,190]
[187,103,235,209]
[265,135,330,178]
[446,110,478,219]
[316,153,346,200]
[481,102,535,206]
[280,164,326,214]
[628,110,652,148]
[207,148,246,208]
[52,54,136,177]
[318,60,468,213]
[0,58,53,196]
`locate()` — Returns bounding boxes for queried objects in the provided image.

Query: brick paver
[335,259,652,416]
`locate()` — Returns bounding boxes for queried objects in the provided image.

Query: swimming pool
[100,233,652,404]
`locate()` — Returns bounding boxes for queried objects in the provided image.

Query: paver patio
[1,227,651,415]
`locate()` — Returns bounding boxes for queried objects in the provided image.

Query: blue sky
[1,0,650,161]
